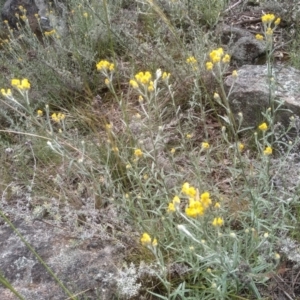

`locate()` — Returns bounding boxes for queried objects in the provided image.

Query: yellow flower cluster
[37,110,43,117]
[258,122,268,131]
[167,195,180,212]
[51,112,65,122]
[181,183,212,218]
[96,60,115,72]
[238,142,245,152]
[255,34,264,41]
[201,142,210,150]
[212,217,224,227]
[263,146,272,155]
[162,71,171,81]
[206,48,230,71]
[130,71,154,92]
[186,56,197,64]
[140,233,157,247]
[257,14,280,41]
[134,148,143,158]
[261,14,276,24]
[11,78,30,90]
[1,88,12,97]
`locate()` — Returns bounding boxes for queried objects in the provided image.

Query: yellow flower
[11,78,30,90]
[200,192,211,208]
[135,71,152,85]
[214,202,221,209]
[263,146,272,155]
[266,28,273,35]
[105,123,113,130]
[51,112,65,122]
[206,62,213,70]
[238,142,244,152]
[162,72,170,80]
[222,54,230,63]
[1,88,12,97]
[20,78,30,90]
[212,217,224,227]
[140,233,151,246]
[209,48,224,63]
[261,14,275,24]
[134,148,143,158]
[274,18,281,26]
[258,122,268,131]
[213,92,220,100]
[170,148,176,154]
[181,182,196,197]
[202,142,210,149]
[255,34,264,41]
[167,202,176,212]
[167,195,180,212]
[105,78,110,85]
[11,79,20,87]
[37,110,43,117]
[83,12,88,18]
[129,79,139,89]
[148,81,154,92]
[185,199,204,218]
[186,134,192,139]
[186,56,197,64]
[173,195,180,204]
[232,70,238,78]
[274,252,280,260]
[152,238,158,247]
[96,60,114,72]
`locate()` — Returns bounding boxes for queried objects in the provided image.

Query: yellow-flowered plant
[96,60,115,87]
[180,183,213,218]
[1,88,12,97]
[258,122,268,131]
[51,112,66,123]
[134,148,143,158]
[212,217,224,227]
[263,146,272,155]
[201,142,210,150]
[130,71,155,93]
[11,78,30,90]
[261,14,276,24]
[96,60,115,72]
[167,195,181,213]
[140,233,157,247]
[205,48,230,71]
[255,34,264,41]
[258,13,280,43]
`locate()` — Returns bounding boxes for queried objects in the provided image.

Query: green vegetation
[1,0,300,299]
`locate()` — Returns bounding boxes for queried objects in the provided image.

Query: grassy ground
[1,0,300,299]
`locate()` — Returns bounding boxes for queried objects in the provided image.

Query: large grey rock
[2,0,52,33]
[0,218,130,299]
[225,65,300,127]
[219,26,266,66]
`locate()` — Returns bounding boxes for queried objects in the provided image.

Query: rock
[230,36,266,66]
[1,0,52,34]
[220,26,253,45]
[0,219,127,299]
[224,65,300,127]
[218,26,266,66]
